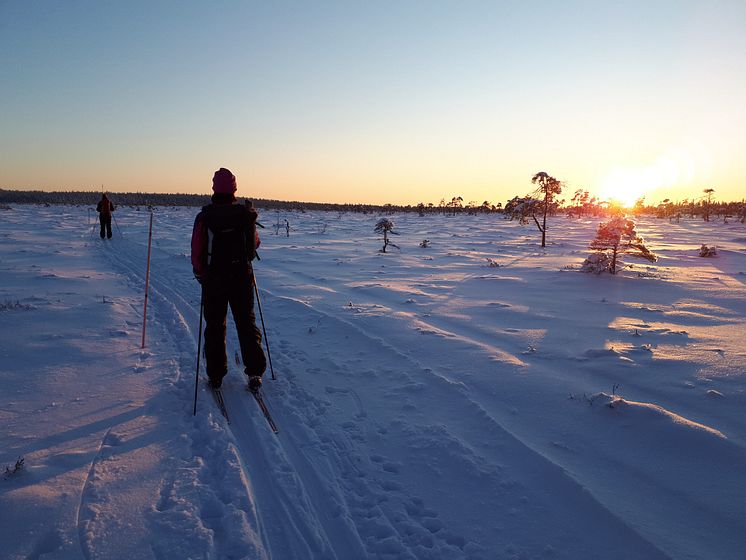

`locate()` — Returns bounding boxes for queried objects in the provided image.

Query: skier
[191,168,266,392]
[96,193,115,239]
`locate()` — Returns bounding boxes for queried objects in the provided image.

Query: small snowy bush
[0,300,34,312]
[419,239,430,248]
[504,196,542,225]
[3,457,24,479]
[581,216,657,274]
[580,252,613,274]
[699,244,717,257]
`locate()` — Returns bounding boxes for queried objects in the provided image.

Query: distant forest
[1,188,744,223]
[0,189,401,213]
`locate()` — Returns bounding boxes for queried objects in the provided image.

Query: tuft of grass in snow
[699,244,718,257]
[0,300,35,312]
[3,457,24,479]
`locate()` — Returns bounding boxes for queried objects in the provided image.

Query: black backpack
[203,204,256,272]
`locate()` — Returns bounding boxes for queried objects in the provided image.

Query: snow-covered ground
[1,205,745,560]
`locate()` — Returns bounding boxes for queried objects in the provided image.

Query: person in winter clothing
[96,194,115,239]
[191,168,266,392]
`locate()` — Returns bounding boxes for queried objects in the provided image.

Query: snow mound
[593,393,725,438]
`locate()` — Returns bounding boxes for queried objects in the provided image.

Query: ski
[249,386,279,434]
[206,379,231,424]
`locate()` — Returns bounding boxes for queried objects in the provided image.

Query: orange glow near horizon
[597,169,652,208]
[595,145,709,207]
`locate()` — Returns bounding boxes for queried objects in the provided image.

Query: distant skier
[191,167,266,392]
[96,193,115,239]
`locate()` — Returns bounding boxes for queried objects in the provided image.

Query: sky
[1,1,745,206]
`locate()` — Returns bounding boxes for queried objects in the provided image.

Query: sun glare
[597,170,649,207]
[597,150,697,207]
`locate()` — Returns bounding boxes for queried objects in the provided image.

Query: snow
[1,205,745,560]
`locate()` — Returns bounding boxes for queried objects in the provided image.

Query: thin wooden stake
[141,212,154,349]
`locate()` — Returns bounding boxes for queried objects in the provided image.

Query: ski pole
[193,289,204,415]
[112,213,123,236]
[253,273,276,380]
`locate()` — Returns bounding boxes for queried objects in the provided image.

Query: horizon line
[2,187,743,209]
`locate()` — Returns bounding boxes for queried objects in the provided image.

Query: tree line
[0,189,415,213]
[1,185,743,223]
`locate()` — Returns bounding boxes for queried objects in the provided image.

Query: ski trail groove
[256,288,673,559]
[98,235,349,558]
[76,427,113,560]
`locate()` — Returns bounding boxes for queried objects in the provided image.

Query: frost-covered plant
[580,252,613,274]
[419,239,430,248]
[504,196,541,225]
[3,457,24,479]
[581,216,657,274]
[699,244,717,257]
[374,218,399,253]
[0,300,34,312]
[504,172,563,247]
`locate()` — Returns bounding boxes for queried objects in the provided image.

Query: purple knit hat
[212,168,237,194]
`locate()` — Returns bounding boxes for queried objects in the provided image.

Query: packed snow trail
[91,208,680,559]
[95,217,364,559]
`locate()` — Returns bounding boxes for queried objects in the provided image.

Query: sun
[597,169,651,207]
[597,156,684,207]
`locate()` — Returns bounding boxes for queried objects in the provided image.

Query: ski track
[254,290,674,559]
[77,427,113,560]
[259,248,746,559]
[265,246,746,437]
[95,230,481,559]
[96,232,355,559]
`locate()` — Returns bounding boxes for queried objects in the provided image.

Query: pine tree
[505,172,562,247]
[374,218,399,253]
[531,171,563,247]
[703,188,715,222]
[583,216,657,274]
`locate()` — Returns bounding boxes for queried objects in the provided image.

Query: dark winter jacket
[96,196,115,216]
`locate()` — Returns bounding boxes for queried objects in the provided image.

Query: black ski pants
[203,269,266,385]
[99,214,112,239]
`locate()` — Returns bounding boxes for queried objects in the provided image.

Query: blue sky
[2,1,744,205]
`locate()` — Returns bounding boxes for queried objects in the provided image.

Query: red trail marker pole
[193,292,204,415]
[141,212,154,349]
